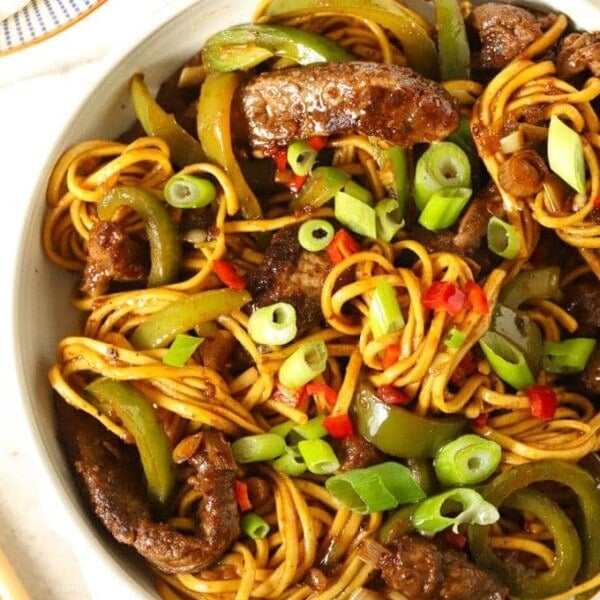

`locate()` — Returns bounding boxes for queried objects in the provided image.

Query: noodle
[42,0,600,598]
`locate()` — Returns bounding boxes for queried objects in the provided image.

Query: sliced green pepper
[498,266,561,311]
[202,24,353,72]
[265,0,438,79]
[130,73,205,167]
[130,288,251,349]
[434,0,470,81]
[469,461,600,597]
[290,166,350,209]
[197,72,262,219]
[98,186,181,288]
[352,381,466,458]
[85,377,175,511]
[370,138,409,220]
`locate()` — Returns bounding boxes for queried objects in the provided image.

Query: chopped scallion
[287,140,318,176]
[334,190,377,239]
[240,512,270,539]
[298,219,334,252]
[547,115,586,194]
[290,415,327,442]
[412,487,500,534]
[163,334,204,367]
[375,198,404,241]
[417,187,472,231]
[291,166,350,208]
[325,462,425,514]
[247,302,297,346]
[342,180,374,204]
[278,341,328,389]
[434,434,502,486]
[163,173,217,208]
[297,438,340,474]
[542,338,597,374]
[487,216,520,259]
[368,279,405,340]
[444,327,464,349]
[413,142,471,211]
[271,445,307,476]
[231,433,286,463]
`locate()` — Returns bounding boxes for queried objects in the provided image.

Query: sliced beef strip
[557,32,600,80]
[56,401,240,575]
[81,220,149,297]
[572,346,600,397]
[560,275,600,338]
[336,435,386,472]
[236,62,460,150]
[377,534,508,600]
[247,225,332,334]
[468,3,554,72]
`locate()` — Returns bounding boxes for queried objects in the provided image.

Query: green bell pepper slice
[434,0,470,81]
[498,266,561,311]
[130,73,206,167]
[202,24,353,72]
[85,377,175,511]
[130,288,251,349]
[352,381,466,458]
[265,0,438,79]
[98,186,182,288]
[468,460,600,597]
[197,72,262,219]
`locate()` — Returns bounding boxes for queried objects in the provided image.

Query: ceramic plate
[0,0,108,55]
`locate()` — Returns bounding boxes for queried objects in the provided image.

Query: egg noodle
[42,1,600,598]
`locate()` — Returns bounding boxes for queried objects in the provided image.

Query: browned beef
[81,220,148,297]
[247,225,332,333]
[557,32,600,80]
[561,275,600,338]
[378,534,508,600]
[337,435,386,472]
[469,3,551,71]
[56,401,240,574]
[237,62,459,150]
[574,346,600,396]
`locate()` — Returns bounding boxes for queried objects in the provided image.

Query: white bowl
[11,0,600,597]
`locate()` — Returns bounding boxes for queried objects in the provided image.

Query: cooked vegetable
[547,115,586,194]
[247,302,297,346]
[163,173,216,209]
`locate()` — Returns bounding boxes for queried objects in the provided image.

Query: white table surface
[0,1,197,598]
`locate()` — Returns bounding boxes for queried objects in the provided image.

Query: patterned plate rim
[0,0,110,56]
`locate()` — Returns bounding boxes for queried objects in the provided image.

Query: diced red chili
[327,228,361,264]
[525,385,558,419]
[471,413,489,428]
[273,381,308,409]
[213,259,246,290]
[235,480,252,512]
[323,413,355,439]
[450,351,478,384]
[436,529,468,550]
[594,196,600,209]
[376,384,411,406]
[382,344,400,370]
[289,173,308,193]
[422,281,466,316]
[307,135,328,152]
[465,281,489,315]
[306,382,338,406]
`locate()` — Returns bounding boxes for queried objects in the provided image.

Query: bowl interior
[12,0,600,597]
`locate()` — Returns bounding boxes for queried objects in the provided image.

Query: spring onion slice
[444,327,464,349]
[271,445,307,476]
[297,439,340,474]
[434,434,502,486]
[325,462,425,514]
[163,173,217,209]
[290,415,327,442]
[163,334,204,367]
[298,219,334,252]
[269,420,296,439]
[247,302,297,346]
[479,330,535,390]
[542,338,597,374]
[231,433,286,463]
[547,115,586,194]
[487,216,520,259]
[343,180,374,204]
[413,141,471,211]
[240,513,270,539]
[375,198,404,241]
[368,279,405,340]
[287,140,318,176]
[417,187,472,231]
[412,488,500,535]
[278,341,328,389]
[335,190,377,239]
[291,166,350,208]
